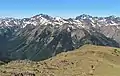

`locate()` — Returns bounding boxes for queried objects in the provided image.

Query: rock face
[0,14,120,61]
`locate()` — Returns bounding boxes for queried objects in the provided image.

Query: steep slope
[7,24,119,61]
[75,15,120,44]
[0,45,120,76]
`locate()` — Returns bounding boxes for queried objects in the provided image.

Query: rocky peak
[75,14,93,20]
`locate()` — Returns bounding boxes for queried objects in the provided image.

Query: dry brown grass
[0,44,120,76]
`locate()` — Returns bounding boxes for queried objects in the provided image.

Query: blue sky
[0,0,120,18]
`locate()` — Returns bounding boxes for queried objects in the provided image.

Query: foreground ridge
[0,45,120,76]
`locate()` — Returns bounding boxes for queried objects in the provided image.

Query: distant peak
[75,14,93,20]
[107,15,117,19]
[54,16,63,21]
[31,14,53,20]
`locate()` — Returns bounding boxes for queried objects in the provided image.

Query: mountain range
[0,14,120,61]
[1,45,120,76]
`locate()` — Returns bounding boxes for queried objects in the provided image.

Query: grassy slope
[0,44,120,76]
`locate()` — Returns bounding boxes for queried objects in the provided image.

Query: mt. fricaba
[0,14,120,61]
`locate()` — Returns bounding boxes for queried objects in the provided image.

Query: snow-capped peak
[54,17,63,21]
